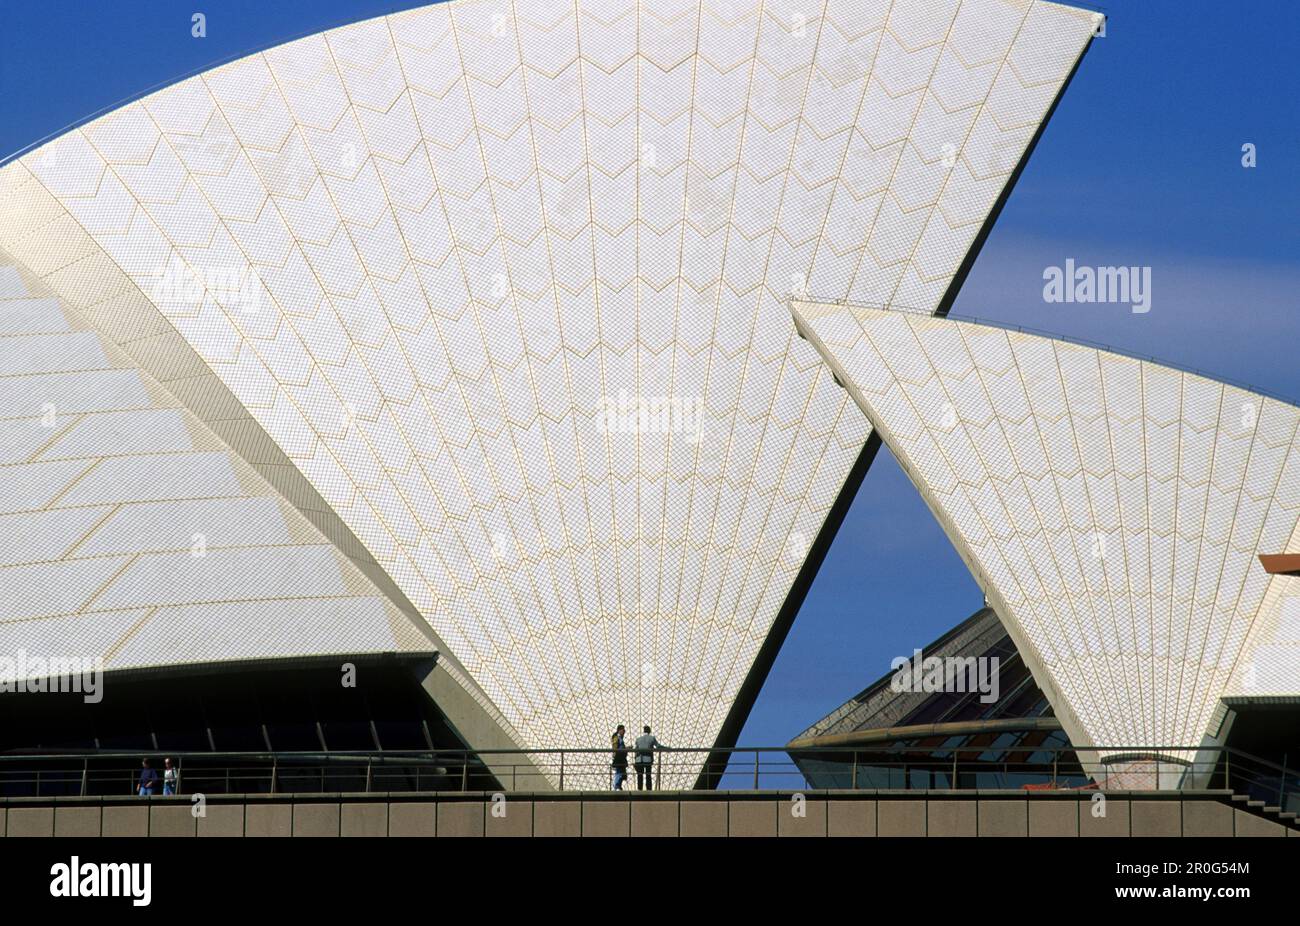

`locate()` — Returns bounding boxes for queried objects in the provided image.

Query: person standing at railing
[611,724,630,790]
[137,758,159,796]
[163,757,178,795]
[633,726,664,790]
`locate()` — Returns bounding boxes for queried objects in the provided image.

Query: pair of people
[610,724,665,790]
[138,758,178,796]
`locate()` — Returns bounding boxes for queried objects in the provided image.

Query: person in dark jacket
[610,725,629,790]
[137,759,159,796]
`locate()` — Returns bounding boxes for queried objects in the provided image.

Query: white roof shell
[793,300,1300,756]
[0,0,1097,779]
[0,262,435,683]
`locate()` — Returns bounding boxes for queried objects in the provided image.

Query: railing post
[753,750,759,789]
[461,754,468,791]
[952,752,957,790]
[559,751,565,791]
[80,759,87,797]
[851,752,858,790]
[1053,753,1058,789]
[270,758,277,795]
[366,758,373,794]
[1225,751,1230,791]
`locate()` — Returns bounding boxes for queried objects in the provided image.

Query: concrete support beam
[827,800,876,836]
[54,805,101,837]
[878,800,926,836]
[244,801,292,837]
[150,804,197,837]
[630,801,678,837]
[437,800,485,837]
[778,797,828,836]
[1132,800,1182,837]
[4,791,1294,837]
[532,801,580,837]
[928,800,977,837]
[728,800,778,837]
[978,800,1028,837]
[101,803,149,836]
[1080,797,1130,836]
[341,802,388,837]
[679,801,727,837]
[581,801,630,837]
[486,800,532,837]
[412,660,553,792]
[197,804,245,837]
[1183,800,1234,837]
[388,801,437,837]
[293,802,340,837]
[1028,799,1078,836]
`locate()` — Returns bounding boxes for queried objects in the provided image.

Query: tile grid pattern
[0,0,1095,785]
[0,262,432,676]
[795,301,1300,755]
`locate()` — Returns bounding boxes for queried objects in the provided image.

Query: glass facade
[0,657,500,796]
[790,608,1089,790]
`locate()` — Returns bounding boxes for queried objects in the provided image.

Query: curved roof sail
[0,0,1099,784]
[792,300,1300,757]
[0,259,436,678]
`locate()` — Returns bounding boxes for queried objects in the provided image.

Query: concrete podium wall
[0,791,1292,837]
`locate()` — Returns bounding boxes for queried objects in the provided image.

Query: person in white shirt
[633,726,665,790]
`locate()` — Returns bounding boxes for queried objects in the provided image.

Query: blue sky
[2,1,1297,749]
[759,0,1300,747]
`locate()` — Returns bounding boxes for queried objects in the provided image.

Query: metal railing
[0,745,1293,809]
